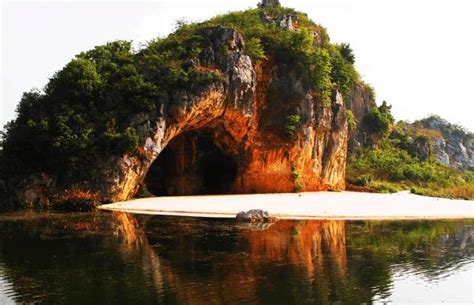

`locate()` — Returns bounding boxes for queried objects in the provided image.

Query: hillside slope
[346,105,474,199]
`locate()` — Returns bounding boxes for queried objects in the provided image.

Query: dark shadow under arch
[144,131,237,196]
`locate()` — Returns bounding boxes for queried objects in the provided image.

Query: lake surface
[0,212,472,304]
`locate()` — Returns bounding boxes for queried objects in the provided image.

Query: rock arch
[16,27,350,205]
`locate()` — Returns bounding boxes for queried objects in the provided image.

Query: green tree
[362,101,394,140]
[338,43,355,64]
[245,37,266,62]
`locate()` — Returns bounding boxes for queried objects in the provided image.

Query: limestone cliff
[121,29,349,198]
[2,19,352,206]
[401,116,474,171]
[346,81,376,153]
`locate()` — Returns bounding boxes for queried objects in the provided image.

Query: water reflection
[113,212,164,296]
[0,212,472,304]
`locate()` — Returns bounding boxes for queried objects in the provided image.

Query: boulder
[236,209,276,222]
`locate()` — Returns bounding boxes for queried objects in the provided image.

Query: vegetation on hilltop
[167,7,359,102]
[347,103,474,200]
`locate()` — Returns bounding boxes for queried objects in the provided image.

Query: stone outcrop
[260,0,280,8]
[236,209,276,222]
[259,10,296,31]
[13,25,350,206]
[408,116,474,170]
[346,82,376,153]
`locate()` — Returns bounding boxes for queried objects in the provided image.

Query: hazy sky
[1,0,473,131]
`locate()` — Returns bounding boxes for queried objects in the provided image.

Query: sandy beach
[98,191,474,220]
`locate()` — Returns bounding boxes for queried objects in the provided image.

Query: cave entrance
[198,150,237,194]
[144,131,237,196]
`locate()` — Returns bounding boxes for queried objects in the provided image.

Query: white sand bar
[98,191,474,220]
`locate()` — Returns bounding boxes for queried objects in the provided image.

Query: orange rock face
[16,27,351,204]
[132,53,348,198]
[94,28,349,201]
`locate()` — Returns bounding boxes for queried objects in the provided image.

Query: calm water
[0,212,472,305]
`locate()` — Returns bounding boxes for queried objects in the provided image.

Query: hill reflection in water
[0,212,472,304]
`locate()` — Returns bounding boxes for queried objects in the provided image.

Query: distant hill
[346,108,474,199]
[402,115,474,171]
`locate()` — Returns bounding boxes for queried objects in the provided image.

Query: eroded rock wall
[410,116,474,170]
[16,26,351,205]
[346,82,376,153]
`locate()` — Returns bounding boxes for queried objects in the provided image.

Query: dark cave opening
[198,151,237,194]
[144,131,237,196]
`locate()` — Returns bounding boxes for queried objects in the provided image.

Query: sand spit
[98,191,474,220]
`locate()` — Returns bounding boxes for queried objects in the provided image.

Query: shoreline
[98,191,474,220]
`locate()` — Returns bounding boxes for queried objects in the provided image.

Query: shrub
[290,162,304,192]
[338,43,355,64]
[362,101,394,141]
[346,110,357,130]
[310,48,333,106]
[370,181,403,193]
[284,114,301,136]
[329,44,359,100]
[246,37,266,62]
[355,175,372,187]
[366,83,376,101]
[119,127,140,153]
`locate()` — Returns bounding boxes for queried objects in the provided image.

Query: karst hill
[1,0,472,206]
